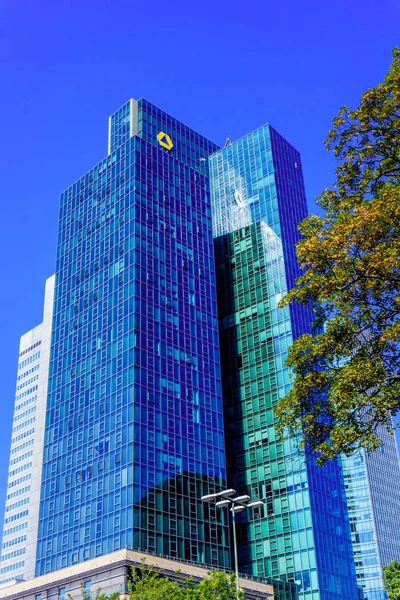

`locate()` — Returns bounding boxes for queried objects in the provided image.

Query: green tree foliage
[192,570,244,600]
[276,48,400,464]
[68,563,243,600]
[126,562,242,600]
[384,561,400,600]
[127,562,184,600]
[129,574,181,599]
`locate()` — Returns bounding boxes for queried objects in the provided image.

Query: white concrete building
[0,277,55,586]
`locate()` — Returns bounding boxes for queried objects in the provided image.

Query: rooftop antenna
[224,137,232,147]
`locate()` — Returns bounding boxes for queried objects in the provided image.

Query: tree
[192,570,244,600]
[67,564,243,600]
[127,561,185,600]
[384,561,400,600]
[125,561,243,600]
[276,48,400,464]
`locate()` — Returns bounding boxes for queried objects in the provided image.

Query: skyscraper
[210,125,359,600]
[0,277,54,585]
[32,98,232,577]
[342,426,400,600]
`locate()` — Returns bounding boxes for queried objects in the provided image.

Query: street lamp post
[201,489,264,600]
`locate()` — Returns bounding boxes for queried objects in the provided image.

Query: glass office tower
[342,425,400,600]
[210,125,359,600]
[34,99,229,576]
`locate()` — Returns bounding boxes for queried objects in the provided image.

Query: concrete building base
[0,549,276,599]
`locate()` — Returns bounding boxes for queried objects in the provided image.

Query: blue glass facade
[342,451,384,600]
[35,100,230,575]
[210,125,359,600]
[342,425,400,600]
[365,427,400,570]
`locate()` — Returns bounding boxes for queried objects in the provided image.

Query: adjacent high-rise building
[342,426,400,600]
[0,277,54,585]
[210,125,359,600]
[1,98,398,600]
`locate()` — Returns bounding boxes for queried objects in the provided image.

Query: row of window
[14,385,38,403]
[6,484,30,501]
[1,546,25,561]
[3,509,29,525]
[0,573,24,585]
[5,496,30,513]
[7,473,31,489]
[10,437,34,455]
[19,340,41,357]
[17,363,40,381]
[34,580,91,600]
[12,416,36,434]
[14,394,37,414]
[13,405,37,423]
[11,426,35,445]
[9,449,33,467]
[16,373,39,391]
[2,521,28,538]
[2,534,27,549]
[18,351,41,370]
[0,559,24,574]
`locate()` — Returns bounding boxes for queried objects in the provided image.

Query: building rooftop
[0,549,276,600]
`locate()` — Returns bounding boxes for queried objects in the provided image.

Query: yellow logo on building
[157,131,173,151]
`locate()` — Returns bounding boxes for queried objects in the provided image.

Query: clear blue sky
[1,0,399,520]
